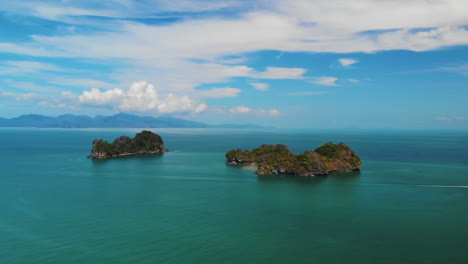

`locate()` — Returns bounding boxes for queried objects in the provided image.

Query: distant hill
[0,113,267,128]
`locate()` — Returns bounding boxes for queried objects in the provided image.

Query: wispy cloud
[0,61,66,75]
[197,87,241,98]
[229,106,281,116]
[4,80,61,93]
[252,67,307,79]
[250,82,269,91]
[436,63,468,76]
[47,77,117,89]
[393,62,468,76]
[310,77,338,86]
[338,58,359,67]
[1,0,468,121]
[0,92,40,101]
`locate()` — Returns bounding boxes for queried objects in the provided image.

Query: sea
[1,128,467,264]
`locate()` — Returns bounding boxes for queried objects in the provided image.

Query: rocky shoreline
[87,130,168,159]
[87,150,168,159]
[226,143,361,176]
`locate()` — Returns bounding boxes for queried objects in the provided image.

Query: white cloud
[250,82,269,91]
[338,58,359,67]
[0,1,466,99]
[48,77,116,89]
[198,87,241,98]
[253,67,307,79]
[79,81,207,113]
[229,106,252,113]
[158,94,208,113]
[1,80,287,117]
[1,1,468,62]
[8,0,466,33]
[0,2,119,22]
[108,63,305,93]
[0,92,40,101]
[216,56,248,64]
[435,63,468,76]
[311,77,338,86]
[229,106,282,116]
[270,0,468,33]
[258,109,282,116]
[0,61,65,75]
[4,80,61,93]
[38,91,80,109]
[2,6,468,61]
[1,0,468,119]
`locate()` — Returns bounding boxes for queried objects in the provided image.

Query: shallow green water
[1,128,468,263]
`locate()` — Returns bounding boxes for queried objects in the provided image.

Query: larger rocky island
[88,130,168,159]
[226,143,361,176]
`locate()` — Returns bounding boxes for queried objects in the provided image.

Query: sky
[0,0,467,129]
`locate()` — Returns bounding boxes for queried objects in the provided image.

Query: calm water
[1,128,468,264]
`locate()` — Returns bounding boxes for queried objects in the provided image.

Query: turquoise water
[1,128,468,263]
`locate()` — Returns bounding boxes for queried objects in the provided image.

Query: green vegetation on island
[226,143,361,176]
[88,130,167,159]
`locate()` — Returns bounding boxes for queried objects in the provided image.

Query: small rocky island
[88,130,168,159]
[226,143,361,176]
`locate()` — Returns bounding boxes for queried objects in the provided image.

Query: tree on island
[88,130,167,159]
[226,143,361,176]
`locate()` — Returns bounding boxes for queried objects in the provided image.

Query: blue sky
[0,0,467,129]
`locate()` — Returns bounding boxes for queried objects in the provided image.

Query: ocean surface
[1,128,468,264]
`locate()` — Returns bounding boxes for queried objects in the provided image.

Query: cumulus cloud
[1,79,287,117]
[250,82,269,91]
[79,81,207,113]
[338,58,359,67]
[311,77,338,86]
[198,87,241,98]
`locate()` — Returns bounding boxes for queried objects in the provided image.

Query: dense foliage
[226,142,361,176]
[89,130,166,158]
[315,142,340,159]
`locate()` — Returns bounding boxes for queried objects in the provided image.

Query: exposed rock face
[88,130,168,159]
[226,143,361,176]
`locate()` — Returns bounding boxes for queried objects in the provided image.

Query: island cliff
[226,143,361,176]
[88,130,168,159]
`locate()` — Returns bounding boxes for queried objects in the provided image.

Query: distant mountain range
[0,113,267,128]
